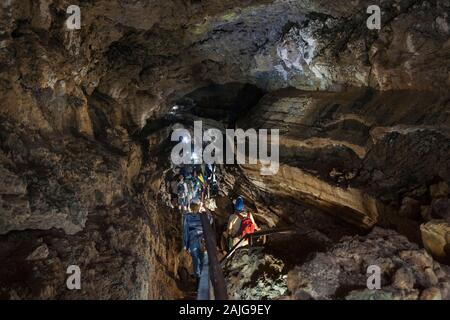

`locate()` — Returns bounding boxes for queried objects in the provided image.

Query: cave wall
[237,89,450,240]
[0,0,449,299]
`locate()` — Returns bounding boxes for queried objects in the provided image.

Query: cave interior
[0,0,449,300]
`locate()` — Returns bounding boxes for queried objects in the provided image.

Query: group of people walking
[171,164,260,289]
[170,164,217,213]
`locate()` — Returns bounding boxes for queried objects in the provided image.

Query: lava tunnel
[0,0,450,304]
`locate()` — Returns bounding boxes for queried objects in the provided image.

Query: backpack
[177,182,186,198]
[238,212,255,238]
[210,181,219,197]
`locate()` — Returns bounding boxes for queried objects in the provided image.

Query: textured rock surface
[0,131,192,298]
[421,221,450,262]
[238,88,450,241]
[222,227,450,300]
[287,228,450,300]
[224,247,288,300]
[0,0,449,299]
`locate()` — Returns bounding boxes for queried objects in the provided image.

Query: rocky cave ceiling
[0,0,450,300]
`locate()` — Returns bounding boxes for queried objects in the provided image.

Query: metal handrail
[199,210,228,300]
[220,227,315,266]
[195,209,314,299]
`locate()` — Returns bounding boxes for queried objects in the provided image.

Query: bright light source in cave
[191,152,199,160]
[169,105,180,115]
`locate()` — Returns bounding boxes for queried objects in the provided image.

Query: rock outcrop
[222,228,450,300]
[287,228,450,300]
[238,88,450,245]
[224,247,288,300]
[421,221,450,263]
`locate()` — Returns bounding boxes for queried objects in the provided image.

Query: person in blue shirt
[183,203,207,279]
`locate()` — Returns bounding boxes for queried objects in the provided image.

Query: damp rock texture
[0,0,449,299]
[224,247,288,300]
[287,228,450,300]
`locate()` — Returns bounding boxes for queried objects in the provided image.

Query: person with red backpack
[226,196,260,250]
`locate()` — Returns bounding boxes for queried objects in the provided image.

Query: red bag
[238,212,256,238]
